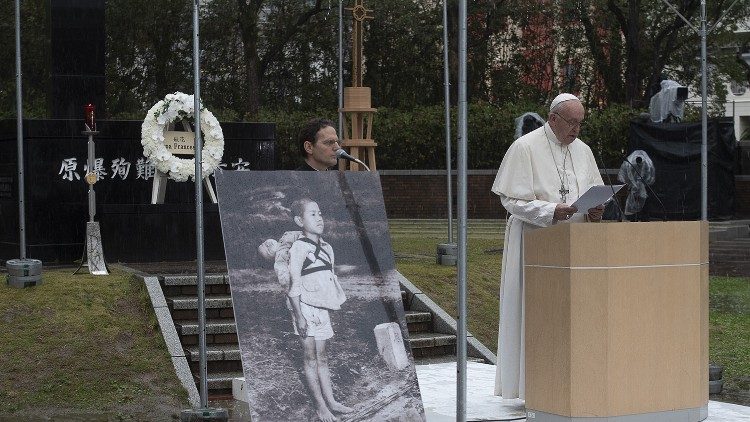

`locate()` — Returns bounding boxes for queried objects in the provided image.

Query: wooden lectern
[524,221,708,422]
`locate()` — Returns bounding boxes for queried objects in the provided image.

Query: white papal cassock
[491,122,603,399]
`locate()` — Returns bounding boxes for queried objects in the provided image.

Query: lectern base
[526,405,708,422]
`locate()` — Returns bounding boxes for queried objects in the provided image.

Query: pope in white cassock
[491,93,605,400]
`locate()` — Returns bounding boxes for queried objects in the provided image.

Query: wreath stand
[151,120,218,204]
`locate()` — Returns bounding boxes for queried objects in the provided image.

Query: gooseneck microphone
[622,157,668,222]
[594,148,625,222]
[336,149,371,171]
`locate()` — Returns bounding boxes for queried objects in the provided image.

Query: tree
[0,0,50,118]
[235,0,328,118]
[106,0,193,118]
[571,0,750,107]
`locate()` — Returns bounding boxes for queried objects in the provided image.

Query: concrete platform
[416,362,750,422]
[229,361,750,420]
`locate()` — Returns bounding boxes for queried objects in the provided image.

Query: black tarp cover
[627,118,736,220]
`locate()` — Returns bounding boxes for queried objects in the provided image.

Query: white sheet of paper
[571,184,625,213]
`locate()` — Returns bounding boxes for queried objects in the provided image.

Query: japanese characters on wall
[56,155,252,182]
[0,119,275,262]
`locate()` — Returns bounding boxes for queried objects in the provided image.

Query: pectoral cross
[559,184,569,203]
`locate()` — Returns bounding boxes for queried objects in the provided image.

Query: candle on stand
[85,104,96,131]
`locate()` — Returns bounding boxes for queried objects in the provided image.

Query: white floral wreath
[141,92,224,182]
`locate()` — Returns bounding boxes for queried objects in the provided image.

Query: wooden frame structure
[339,0,377,171]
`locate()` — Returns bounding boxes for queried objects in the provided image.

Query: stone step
[184,344,241,362]
[161,274,228,286]
[710,262,750,277]
[710,250,750,256]
[168,295,233,310]
[177,313,434,339]
[175,319,237,336]
[200,371,244,391]
[711,247,750,252]
[710,251,750,257]
[710,259,750,265]
[408,332,457,349]
[405,310,431,323]
[405,310,432,333]
[708,239,750,250]
[709,226,750,241]
[408,332,458,359]
[710,253,750,260]
[710,246,750,251]
[182,314,437,364]
[189,359,242,374]
[161,275,232,296]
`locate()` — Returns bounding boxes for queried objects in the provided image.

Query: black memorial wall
[0,119,274,263]
[628,118,736,220]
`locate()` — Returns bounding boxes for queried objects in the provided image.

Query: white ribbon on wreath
[141,92,224,182]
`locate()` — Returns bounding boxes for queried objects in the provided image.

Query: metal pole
[456,0,468,420]
[338,0,344,137]
[87,134,95,222]
[15,0,25,259]
[192,0,208,408]
[700,0,708,220]
[443,0,453,243]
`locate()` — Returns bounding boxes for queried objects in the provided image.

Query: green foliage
[263,101,640,170]
[372,102,541,170]
[580,103,643,167]
[5,0,748,130]
[256,108,339,169]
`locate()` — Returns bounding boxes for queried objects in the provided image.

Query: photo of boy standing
[287,198,352,422]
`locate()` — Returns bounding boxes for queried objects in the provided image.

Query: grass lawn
[709,277,750,399]
[390,219,750,404]
[0,268,188,419]
[0,219,746,416]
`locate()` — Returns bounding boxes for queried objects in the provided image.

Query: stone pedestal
[374,322,409,370]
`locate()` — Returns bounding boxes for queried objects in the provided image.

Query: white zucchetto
[549,93,580,112]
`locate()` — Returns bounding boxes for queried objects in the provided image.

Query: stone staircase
[157,272,480,397]
[709,220,750,276]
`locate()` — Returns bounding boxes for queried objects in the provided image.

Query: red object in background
[85,104,96,131]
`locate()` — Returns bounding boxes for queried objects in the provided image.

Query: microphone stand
[595,148,624,222]
[337,150,371,171]
[623,157,668,222]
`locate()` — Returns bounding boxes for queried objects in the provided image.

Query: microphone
[594,147,625,222]
[622,156,668,222]
[336,149,370,171]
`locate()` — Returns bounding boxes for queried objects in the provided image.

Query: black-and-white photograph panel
[215,170,425,422]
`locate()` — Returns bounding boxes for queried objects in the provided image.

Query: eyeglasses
[553,112,583,129]
[320,139,341,147]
